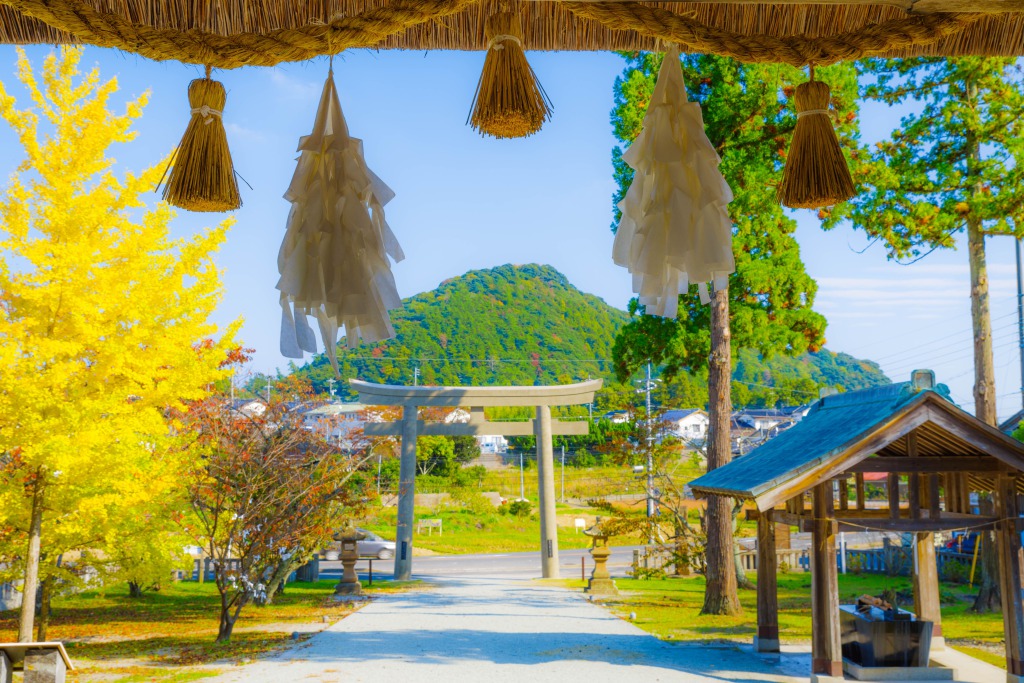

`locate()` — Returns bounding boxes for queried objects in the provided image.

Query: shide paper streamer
[277,70,404,376]
[612,46,735,316]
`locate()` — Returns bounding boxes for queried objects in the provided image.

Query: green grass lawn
[566,573,1008,669]
[0,578,414,683]
[359,504,651,554]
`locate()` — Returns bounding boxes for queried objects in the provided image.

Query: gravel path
[209,577,810,683]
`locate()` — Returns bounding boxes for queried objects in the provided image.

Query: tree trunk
[963,77,1000,612]
[128,581,143,598]
[972,496,1001,612]
[35,574,53,641]
[18,478,45,643]
[702,286,741,615]
[216,610,236,643]
[261,555,302,606]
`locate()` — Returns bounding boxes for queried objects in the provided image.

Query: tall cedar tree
[822,57,1024,612]
[0,48,236,641]
[610,53,858,614]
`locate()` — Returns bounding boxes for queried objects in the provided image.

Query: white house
[301,402,368,450]
[660,409,709,442]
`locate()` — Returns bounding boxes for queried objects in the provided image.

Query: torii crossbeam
[352,379,603,580]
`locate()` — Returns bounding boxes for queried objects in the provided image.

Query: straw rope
[560,2,982,66]
[0,0,480,68]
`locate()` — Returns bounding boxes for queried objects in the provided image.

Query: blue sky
[0,46,1020,423]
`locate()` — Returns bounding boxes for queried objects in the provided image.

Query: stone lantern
[333,524,366,596]
[583,517,618,595]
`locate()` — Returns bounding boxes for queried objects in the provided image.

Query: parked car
[944,531,979,554]
[320,529,396,560]
[357,529,396,559]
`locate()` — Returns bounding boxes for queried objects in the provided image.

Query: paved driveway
[210,577,809,683]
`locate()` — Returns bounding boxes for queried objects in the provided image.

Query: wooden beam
[756,514,780,653]
[839,478,849,512]
[845,456,1002,473]
[925,403,1024,469]
[811,482,843,678]
[855,472,866,511]
[995,474,1024,678]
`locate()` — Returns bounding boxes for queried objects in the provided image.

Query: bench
[0,641,73,683]
[417,519,443,536]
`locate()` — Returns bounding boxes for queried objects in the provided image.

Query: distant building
[603,410,630,424]
[1000,408,1024,436]
[733,406,807,431]
[659,409,709,442]
[301,402,369,450]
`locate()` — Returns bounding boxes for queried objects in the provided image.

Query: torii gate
[353,379,603,580]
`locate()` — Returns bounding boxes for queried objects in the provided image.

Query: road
[318,545,647,582]
[316,530,891,583]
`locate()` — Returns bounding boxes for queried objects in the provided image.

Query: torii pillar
[355,379,603,581]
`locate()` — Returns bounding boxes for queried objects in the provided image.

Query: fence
[191,558,241,581]
[633,544,974,578]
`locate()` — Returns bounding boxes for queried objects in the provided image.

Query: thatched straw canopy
[0,1,1022,68]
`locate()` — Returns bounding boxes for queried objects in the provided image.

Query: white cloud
[224,122,265,143]
[267,69,321,100]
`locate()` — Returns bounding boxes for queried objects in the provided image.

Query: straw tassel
[778,76,854,209]
[162,68,241,212]
[468,11,552,139]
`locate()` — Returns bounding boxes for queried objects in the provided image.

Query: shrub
[847,553,866,576]
[508,500,532,517]
[940,559,969,585]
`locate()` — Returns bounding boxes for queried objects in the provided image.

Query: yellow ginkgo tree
[0,47,237,641]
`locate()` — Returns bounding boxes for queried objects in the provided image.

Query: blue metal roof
[689,381,955,502]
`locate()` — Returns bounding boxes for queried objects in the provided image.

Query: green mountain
[295,264,630,393]
[291,263,889,407]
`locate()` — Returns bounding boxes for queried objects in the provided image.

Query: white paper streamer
[276,71,404,375]
[612,46,735,317]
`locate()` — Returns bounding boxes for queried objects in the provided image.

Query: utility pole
[413,366,420,387]
[265,380,271,403]
[1017,238,1024,410]
[327,378,336,399]
[519,451,525,500]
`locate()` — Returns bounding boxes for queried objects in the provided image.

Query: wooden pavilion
[690,371,1024,683]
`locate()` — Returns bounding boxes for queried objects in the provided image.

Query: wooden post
[838,478,849,511]
[912,532,944,650]
[908,430,921,519]
[811,483,842,681]
[756,513,780,653]
[928,474,941,520]
[948,474,960,513]
[959,474,971,513]
[995,475,1024,682]
[855,472,866,511]
[888,472,901,521]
